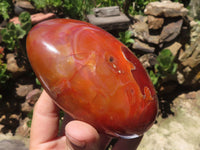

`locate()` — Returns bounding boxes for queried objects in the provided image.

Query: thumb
[65,120,100,150]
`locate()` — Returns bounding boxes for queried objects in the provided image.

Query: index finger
[30,90,60,146]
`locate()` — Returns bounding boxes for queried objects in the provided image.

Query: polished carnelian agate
[26,19,158,139]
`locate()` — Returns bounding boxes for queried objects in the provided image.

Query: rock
[21,89,42,112]
[0,139,28,150]
[192,71,200,85]
[164,42,182,56]
[16,84,33,98]
[31,13,56,25]
[14,0,35,15]
[87,12,130,31]
[132,22,149,41]
[25,89,42,106]
[189,0,200,19]
[132,22,160,44]
[160,18,183,43]
[137,90,200,150]
[9,114,20,121]
[148,15,164,30]
[139,53,157,68]
[94,6,120,17]
[144,1,188,17]
[6,54,26,78]
[134,15,148,23]
[0,115,6,122]
[147,35,160,45]
[0,133,29,149]
[177,71,185,84]
[0,124,4,131]
[10,13,56,25]
[15,1,35,10]
[179,35,200,68]
[132,39,155,53]
[15,117,30,138]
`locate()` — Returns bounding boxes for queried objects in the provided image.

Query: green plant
[132,0,157,15]
[62,0,94,20]
[0,12,31,51]
[29,0,63,10]
[27,110,33,128]
[0,0,13,20]
[149,49,178,88]
[118,30,134,47]
[0,51,11,100]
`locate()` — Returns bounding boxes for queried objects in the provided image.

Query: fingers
[30,90,60,147]
[65,120,111,150]
[30,90,142,150]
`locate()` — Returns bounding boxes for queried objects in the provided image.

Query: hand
[29,90,142,150]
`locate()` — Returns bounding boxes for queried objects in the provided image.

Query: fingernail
[66,133,86,149]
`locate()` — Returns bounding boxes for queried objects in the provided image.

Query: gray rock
[144,1,188,17]
[0,139,28,150]
[15,0,35,10]
[14,0,35,15]
[87,13,130,31]
[131,22,160,44]
[94,6,120,17]
[160,19,183,43]
[132,39,155,53]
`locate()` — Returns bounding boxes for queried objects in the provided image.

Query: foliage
[0,0,13,20]
[0,12,31,51]
[30,0,93,20]
[0,51,11,100]
[129,0,157,15]
[29,0,63,10]
[118,30,134,47]
[149,49,178,88]
[27,110,33,128]
[172,0,190,7]
[62,0,94,20]
[29,0,159,20]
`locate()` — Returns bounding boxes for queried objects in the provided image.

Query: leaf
[7,22,16,30]
[125,30,132,39]
[19,12,31,24]
[31,0,47,9]
[1,32,12,42]
[0,1,10,20]
[126,39,134,44]
[21,22,32,33]
[149,70,159,86]
[15,24,26,39]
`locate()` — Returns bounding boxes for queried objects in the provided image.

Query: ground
[137,90,200,150]
[0,89,200,150]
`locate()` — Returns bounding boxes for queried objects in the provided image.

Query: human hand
[29,90,142,150]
